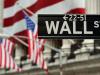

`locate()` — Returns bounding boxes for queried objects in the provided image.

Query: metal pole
[16,3,61,53]
[0,33,60,53]
[59,51,63,75]
[0,33,64,75]
[2,3,64,75]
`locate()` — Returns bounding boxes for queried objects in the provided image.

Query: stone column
[43,40,52,63]
[86,0,100,14]
[75,40,94,60]
[15,44,27,65]
[0,0,5,72]
[0,0,3,32]
[75,0,100,60]
[86,0,100,54]
[61,39,74,61]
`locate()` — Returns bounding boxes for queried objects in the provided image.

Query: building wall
[0,0,3,32]
[86,0,100,14]
[0,0,100,75]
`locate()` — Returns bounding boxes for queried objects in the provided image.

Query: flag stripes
[3,0,85,36]
[4,0,17,8]
[0,39,21,71]
[23,10,47,70]
[3,0,85,72]
[3,39,14,55]
[34,39,46,70]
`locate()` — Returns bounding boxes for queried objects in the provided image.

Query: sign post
[59,51,63,75]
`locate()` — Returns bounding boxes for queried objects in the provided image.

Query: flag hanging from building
[3,0,85,72]
[23,10,47,71]
[3,0,85,36]
[2,39,15,55]
[0,38,21,71]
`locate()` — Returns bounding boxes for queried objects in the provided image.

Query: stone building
[0,0,100,75]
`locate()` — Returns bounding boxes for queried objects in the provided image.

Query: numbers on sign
[69,15,73,21]
[73,15,77,21]
[79,15,85,21]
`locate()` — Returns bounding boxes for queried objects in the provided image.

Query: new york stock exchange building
[0,0,100,75]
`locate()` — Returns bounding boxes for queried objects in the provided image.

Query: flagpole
[0,33,63,74]
[0,33,64,74]
[13,36,28,47]
[16,3,63,75]
[4,2,63,75]
[0,33,60,53]
[16,3,61,53]
[16,2,36,17]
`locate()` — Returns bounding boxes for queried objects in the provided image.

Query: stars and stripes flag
[3,0,85,36]
[0,38,21,71]
[3,0,85,72]
[23,10,47,71]
[3,39,15,55]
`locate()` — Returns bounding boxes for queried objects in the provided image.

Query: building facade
[0,0,100,75]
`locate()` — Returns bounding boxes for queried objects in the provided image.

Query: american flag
[0,38,21,71]
[3,0,85,71]
[2,39,15,55]
[3,0,85,35]
[23,10,47,70]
